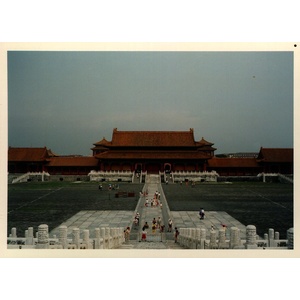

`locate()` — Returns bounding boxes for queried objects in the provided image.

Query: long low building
[8,129,293,180]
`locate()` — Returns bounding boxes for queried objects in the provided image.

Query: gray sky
[8,51,293,156]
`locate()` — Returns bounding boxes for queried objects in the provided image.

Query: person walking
[124,227,130,242]
[141,226,147,241]
[174,227,180,243]
[199,208,205,220]
[168,219,173,232]
[157,217,161,229]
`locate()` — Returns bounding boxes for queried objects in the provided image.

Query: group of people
[98,183,119,190]
[139,189,148,198]
[139,217,175,241]
[144,190,163,208]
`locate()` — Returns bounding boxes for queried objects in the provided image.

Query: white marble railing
[171,171,219,183]
[88,170,134,182]
[7,225,126,249]
[257,173,293,183]
[12,172,50,184]
[177,226,293,250]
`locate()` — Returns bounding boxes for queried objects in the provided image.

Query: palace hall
[92,128,215,173]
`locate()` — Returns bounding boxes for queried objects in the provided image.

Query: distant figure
[174,227,180,243]
[124,227,130,242]
[168,219,173,232]
[152,223,156,234]
[157,217,161,228]
[98,184,103,190]
[141,227,147,241]
[199,208,205,220]
[143,221,149,229]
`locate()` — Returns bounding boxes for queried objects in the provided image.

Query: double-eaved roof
[93,128,216,149]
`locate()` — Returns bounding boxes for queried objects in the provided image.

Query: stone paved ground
[8,180,293,240]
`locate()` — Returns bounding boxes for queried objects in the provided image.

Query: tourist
[160,224,165,233]
[98,184,103,190]
[145,199,149,207]
[134,213,140,225]
[124,227,130,242]
[168,219,173,232]
[199,208,205,220]
[141,226,147,241]
[143,221,149,229]
[157,217,161,229]
[174,227,180,243]
[152,218,157,227]
[160,202,162,209]
[152,223,156,234]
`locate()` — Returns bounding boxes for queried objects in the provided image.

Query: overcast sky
[7,50,293,156]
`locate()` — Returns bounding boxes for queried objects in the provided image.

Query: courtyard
[7,181,293,239]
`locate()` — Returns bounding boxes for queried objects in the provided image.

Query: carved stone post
[229,227,240,249]
[118,227,125,245]
[268,228,275,247]
[94,228,100,249]
[218,228,226,249]
[196,228,201,249]
[245,225,257,249]
[191,228,196,249]
[36,224,49,249]
[11,227,17,238]
[26,227,34,245]
[287,228,293,249]
[209,229,217,249]
[83,230,90,249]
[105,227,111,249]
[72,228,80,249]
[200,228,206,249]
[59,225,68,249]
[100,227,106,248]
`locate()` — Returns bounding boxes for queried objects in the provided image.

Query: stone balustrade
[171,171,219,183]
[88,170,134,182]
[7,225,126,250]
[177,225,293,250]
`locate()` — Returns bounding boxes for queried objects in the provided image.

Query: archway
[164,163,172,173]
